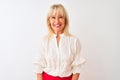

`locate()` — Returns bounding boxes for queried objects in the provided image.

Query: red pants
[43,72,72,80]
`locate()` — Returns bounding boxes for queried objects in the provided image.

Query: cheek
[49,20,54,30]
[61,20,65,26]
[62,18,65,24]
[49,20,53,26]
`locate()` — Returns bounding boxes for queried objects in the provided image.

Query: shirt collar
[53,33,64,37]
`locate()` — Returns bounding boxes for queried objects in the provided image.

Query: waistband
[43,72,72,80]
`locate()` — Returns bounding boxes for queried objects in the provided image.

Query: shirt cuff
[33,65,43,74]
[72,57,86,74]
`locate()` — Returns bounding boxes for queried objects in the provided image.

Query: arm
[33,39,46,80]
[72,38,85,80]
[37,73,43,80]
[72,73,80,80]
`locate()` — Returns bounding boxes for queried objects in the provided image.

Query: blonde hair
[46,4,72,38]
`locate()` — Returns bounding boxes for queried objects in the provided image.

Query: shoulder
[38,35,49,45]
[64,34,81,46]
[68,34,80,42]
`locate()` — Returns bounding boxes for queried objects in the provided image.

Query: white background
[0,0,120,80]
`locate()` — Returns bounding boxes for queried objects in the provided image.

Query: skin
[37,12,80,80]
[37,74,43,80]
[50,12,65,35]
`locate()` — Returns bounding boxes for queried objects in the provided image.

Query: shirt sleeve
[33,38,46,74]
[72,38,86,74]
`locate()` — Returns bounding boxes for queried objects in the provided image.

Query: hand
[37,73,43,80]
[72,73,80,80]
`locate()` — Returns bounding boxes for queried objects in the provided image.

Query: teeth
[56,25,60,26]
[54,24,60,27]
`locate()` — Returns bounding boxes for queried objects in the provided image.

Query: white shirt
[33,34,86,77]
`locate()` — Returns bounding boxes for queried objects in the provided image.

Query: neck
[54,31,63,36]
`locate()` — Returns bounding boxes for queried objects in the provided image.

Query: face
[49,12,65,34]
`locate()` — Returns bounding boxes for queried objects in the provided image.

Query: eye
[51,16,55,19]
[59,16,63,19]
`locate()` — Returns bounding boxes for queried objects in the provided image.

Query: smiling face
[49,12,65,34]
[46,4,70,36]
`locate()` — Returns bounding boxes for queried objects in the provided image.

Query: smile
[54,24,61,28]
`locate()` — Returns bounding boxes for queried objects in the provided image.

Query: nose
[55,18,59,23]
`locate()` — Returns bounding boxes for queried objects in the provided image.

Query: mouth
[53,24,61,28]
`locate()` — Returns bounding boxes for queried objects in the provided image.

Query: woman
[34,4,86,80]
